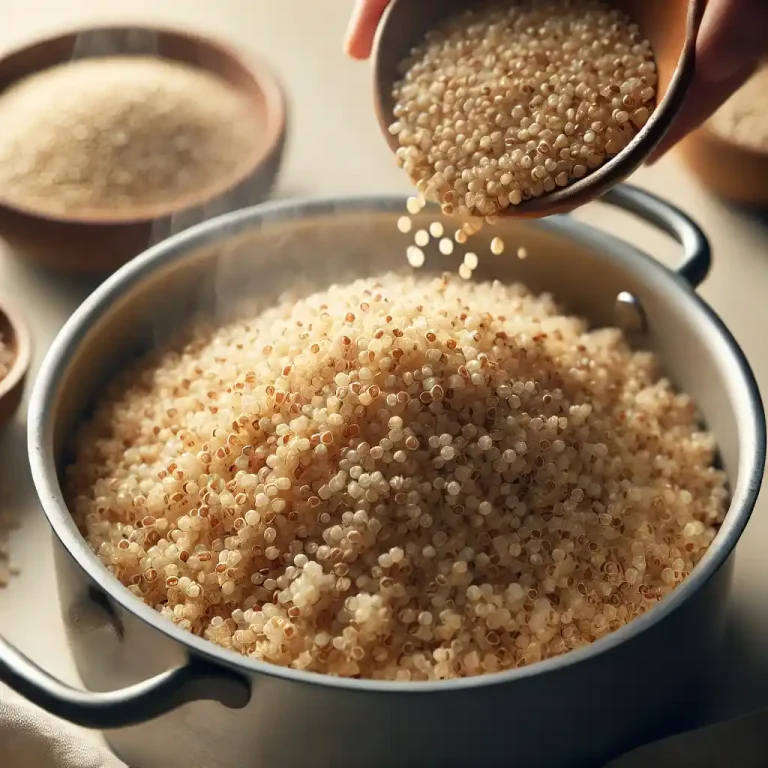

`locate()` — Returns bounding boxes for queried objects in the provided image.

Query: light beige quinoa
[0,334,14,383]
[0,56,263,218]
[0,334,19,583]
[708,65,768,151]
[67,273,727,680]
[391,0,657,221]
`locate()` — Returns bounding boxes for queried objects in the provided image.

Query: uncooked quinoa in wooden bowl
[0,26,287,273]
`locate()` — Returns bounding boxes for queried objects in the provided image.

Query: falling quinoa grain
[406,245,426,268]
[397,216,413,234]
[429,222,444,238]
[414,229,430,247]
[463,252,479,270]
[406,196,425,215]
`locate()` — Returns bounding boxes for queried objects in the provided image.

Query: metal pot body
[13,187,764,768]
[56,537,733,768]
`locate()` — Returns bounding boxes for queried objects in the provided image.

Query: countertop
[0,0,767,759]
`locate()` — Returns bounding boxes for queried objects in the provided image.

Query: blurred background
[0,0,767,756]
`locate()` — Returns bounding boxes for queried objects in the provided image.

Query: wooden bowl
[0,25,288,274]
[373,0,704,218]
[678,126,768,209]
[0,300,31,432]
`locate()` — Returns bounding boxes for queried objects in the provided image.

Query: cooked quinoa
[68,273,727,680]
[391,0,657,220]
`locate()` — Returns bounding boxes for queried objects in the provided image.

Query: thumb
[345,0,391,60]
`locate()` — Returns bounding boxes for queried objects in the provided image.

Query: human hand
[650,0,768,160]
[344,0,390,61]
[344,0,768,159]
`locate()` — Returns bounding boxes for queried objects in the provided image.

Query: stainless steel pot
[3,185,764,768]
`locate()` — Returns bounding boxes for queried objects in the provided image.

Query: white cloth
[0,699,125,768]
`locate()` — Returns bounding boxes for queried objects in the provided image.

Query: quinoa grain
[391,0,656,221]
[69,273,726,680]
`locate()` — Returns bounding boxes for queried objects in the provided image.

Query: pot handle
[0,633,250,728]
[600,184,711,289]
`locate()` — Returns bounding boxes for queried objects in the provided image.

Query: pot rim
[28,194,766,693]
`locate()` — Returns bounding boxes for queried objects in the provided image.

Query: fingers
[650,0,768,161]
[345,0,391,60]
[695,0,765,85]
[345,0,767,163]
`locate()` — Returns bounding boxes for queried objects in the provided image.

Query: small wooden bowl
[678,126,768,209]
[373,0,704,218]
[0,300,31,432]
[0,26,288,274]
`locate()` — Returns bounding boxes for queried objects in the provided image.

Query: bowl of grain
[0,26,287,273]
[0,299,31,432]
[1,185,763,768]
[678,64,768,208]
[373,0,704,220]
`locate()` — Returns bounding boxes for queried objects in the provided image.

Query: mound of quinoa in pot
[67,273,727,680]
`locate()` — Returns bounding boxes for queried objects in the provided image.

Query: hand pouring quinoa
[67,269,728,681]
